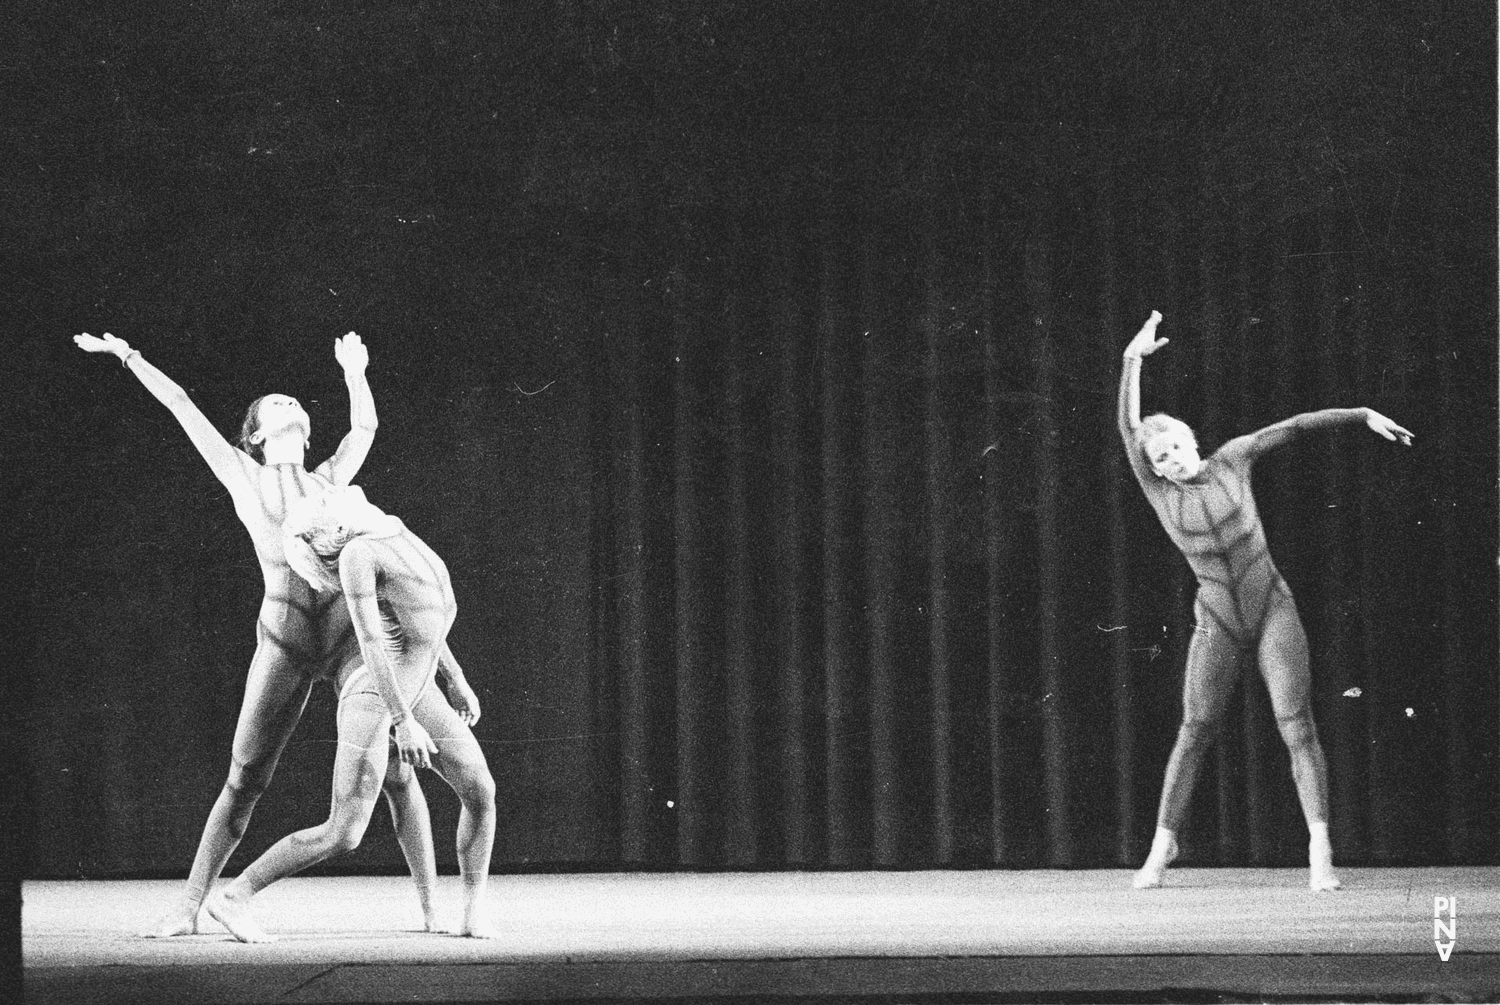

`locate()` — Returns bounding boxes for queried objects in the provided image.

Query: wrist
[120,348,141,369]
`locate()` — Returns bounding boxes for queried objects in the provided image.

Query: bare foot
[1132,832,1179,889]
[459,917,501,939]
[205,890,277,943]
[1309,841,1342,892]
[142,902,201,938]
[1309,868,1342,892]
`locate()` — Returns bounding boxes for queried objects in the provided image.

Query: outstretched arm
[438,642,481,726]
[1219,407,1414,464]
[1118,311,1168,487]
[317,332,377,485]
[74,332,253,494]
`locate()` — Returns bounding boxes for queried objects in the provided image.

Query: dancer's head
[1138,413,1201,483]
[240,394,311,463]
[282,486,385,591]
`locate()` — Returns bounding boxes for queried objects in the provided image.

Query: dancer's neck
[260,434,307,467]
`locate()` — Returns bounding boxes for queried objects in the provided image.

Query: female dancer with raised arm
[74,331,482,935]
[1118,311,1412,892]
[204,485,499,942]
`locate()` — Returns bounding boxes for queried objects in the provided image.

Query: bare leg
[146,636,314,937]
[382,754,440,930]
[412,686,498,938]
[207,693,390,942]
[1136,615,1241,889]
[1259,597,1340,892]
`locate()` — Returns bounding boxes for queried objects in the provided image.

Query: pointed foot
[1132,832,1179,889]
[1132,865,1166,889]
[205,890,277,943]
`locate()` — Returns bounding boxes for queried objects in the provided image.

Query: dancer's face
[254,394,311,444]
[1145,429,1201,483]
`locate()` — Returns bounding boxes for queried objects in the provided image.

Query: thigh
[230,632,316,770]
[1181,605,1245,725]
[1256,592,1312,719]
[333,692,395,806]
[411,685,489,786]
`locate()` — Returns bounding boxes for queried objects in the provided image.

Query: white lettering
[1433,895,1457,962]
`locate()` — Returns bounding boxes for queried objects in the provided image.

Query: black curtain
[573,132,1497,869]
[10,2,1496,878]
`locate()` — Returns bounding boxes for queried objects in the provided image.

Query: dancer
[1118,311,1411,891]
[74,331,480,935]
[205,485,498,941]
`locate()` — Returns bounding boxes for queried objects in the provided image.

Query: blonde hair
[282,486,391,592]
[1135,413,1197,470]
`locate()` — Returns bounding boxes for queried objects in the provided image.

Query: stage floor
[23,868,1500,1003]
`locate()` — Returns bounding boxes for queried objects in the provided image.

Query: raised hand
[74,331,132,358]
[1365,409,1414,446]
[334,331,368,374]
[446,677,482,727]
[1124,311,1169,358]
[394,717,439,771]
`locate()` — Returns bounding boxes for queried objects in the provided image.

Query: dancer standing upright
[1117,311,1412,891]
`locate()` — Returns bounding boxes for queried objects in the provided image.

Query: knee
[460,765,497,811]
[1276,712,1319,752]
[225,758,275,804]
[326,812,371,855]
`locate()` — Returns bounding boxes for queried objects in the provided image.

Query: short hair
[283,493,349,593]
[239,395,269,464]
[1135,413,1197,469]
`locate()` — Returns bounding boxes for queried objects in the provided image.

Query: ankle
[219,881,254,904]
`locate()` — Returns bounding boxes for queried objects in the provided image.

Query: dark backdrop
[5,2,1495,880]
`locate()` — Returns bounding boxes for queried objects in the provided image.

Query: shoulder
[1207,444,1251,474]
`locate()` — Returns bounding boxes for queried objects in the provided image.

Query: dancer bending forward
[206,485,499,941]
[1119,311,1411,892]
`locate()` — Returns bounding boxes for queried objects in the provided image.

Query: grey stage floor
[23,868,1500,1003]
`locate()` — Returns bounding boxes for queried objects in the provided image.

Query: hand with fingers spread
[334,331,369,375]
[1124,310,1169,359]
[394,717,439,771]
[1364,409,1414,446]
[74,331,134,360]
